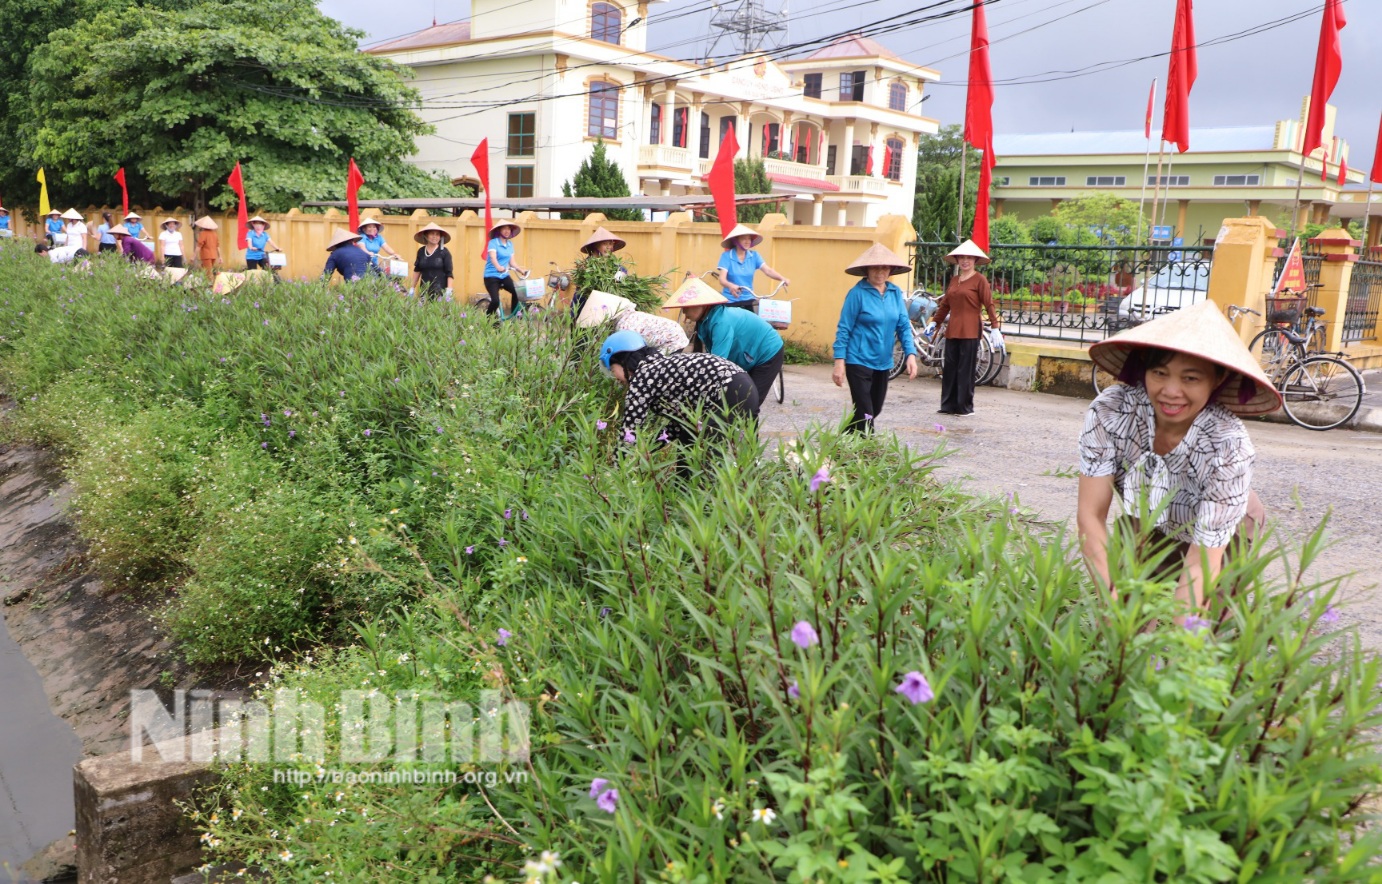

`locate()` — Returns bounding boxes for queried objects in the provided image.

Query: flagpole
[957,142,969,243]
[1136,78,1157,244]
[1362,178,1375,253]
[1291,148,1309,236]
[1156,155,1176,234]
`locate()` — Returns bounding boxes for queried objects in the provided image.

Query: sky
[319,0,1380,175]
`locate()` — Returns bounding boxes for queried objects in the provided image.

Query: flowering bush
[1,241,1378,881]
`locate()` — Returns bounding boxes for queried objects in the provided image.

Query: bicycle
[1246,286,1328,376]
[473,269,550,320]
[1227,304,1363,431]
[694,272,789,404]
[889,288,995,384]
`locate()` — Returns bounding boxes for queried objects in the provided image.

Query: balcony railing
[763,157,828,181]
[828,175,888,195]
[638,144,693,172]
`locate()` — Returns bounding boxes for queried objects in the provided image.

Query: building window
[850,144,868,176]
[507,112,535,157]
[994,176,1010,186]
[885,137,904,180]
[888,82,907,111]
[793,122,815,164]
[649,103,662,145]
[762,122,780,156]
[1213,174,1260,186]
[839,70,865,102]
[1028,176,1066,186]
[506,166,534,198]
[591,2,621,44]
[803,73,822,99]
[826,145,837,176]
[1147,175,1190,186]
[719,115,737,145]
[587,81,619,139]
[672,107,688,149]
[1085,175,1126,186]
[699,112,711,158]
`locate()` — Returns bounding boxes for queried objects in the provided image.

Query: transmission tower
[704,0,788,61]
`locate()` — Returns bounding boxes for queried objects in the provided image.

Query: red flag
[1338,154,1348,185]
[707,127,739,239]
[227,162,249,250]
[1371,112,1382,184]
[112,167,129,216]
[470,139,492,239]
[677,108,688,148]
[882,145,894,180]
[1161,0,1196,152]
[964,0,996,250]
[1144,79,1156,140]
[865,146,874,176]
[1321,148,1330,181]
[1303,0,1346,158]
[346,158,365,232]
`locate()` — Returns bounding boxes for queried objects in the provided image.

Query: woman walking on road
[1077,301,1281,620]
[933,240,1000,416]
[831,243,917,433]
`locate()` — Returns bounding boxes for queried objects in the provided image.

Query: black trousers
[98,242,117,253]
[746,346,785,405]
[940,337,979,415]
[844,363,890,433]
[246,257,270,270]
[665,373,760,480]
[726,299,758,313]
[164,254,184,269]
[484,276,519,316]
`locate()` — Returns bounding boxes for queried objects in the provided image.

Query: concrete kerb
[996,337,1382,435]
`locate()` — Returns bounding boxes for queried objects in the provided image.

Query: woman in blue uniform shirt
[715,223,789,311]
[831,243,918,433]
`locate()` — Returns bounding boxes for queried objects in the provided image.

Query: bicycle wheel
[774,368,785,404]
[973,334,994,384]
[1091,363,1119,397]
[1279,355,1363,431]
[1247,328,1302,382]
[1307,324,1326,356]
[889,340,907,380]
[980,339,1006,386]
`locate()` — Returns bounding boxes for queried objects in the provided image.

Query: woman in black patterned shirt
[599,330,759,460]
[1077,302,1281,617]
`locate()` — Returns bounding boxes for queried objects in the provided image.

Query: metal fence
[907,242,1213,344]
[1345,258,1382,345]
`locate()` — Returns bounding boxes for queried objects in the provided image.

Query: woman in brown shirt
[194,216,220,276]
[931,239,1000,416]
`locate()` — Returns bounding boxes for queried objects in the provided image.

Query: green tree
[988,215,1030,245]
[1050,192,1141,245]
[731,158,782,225]
[912,125,986,242]
[24,0,455,213]
[561,139,639,221]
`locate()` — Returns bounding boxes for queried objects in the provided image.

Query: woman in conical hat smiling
[1077,301,1282,621]
[714,223,789,311]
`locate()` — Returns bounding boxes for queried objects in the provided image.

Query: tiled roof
[367,21,472,52]
[793,34,901,62]
[993,126,1278,156]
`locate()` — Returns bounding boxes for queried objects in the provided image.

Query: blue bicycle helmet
[599,330,647,375]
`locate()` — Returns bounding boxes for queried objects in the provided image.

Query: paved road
[761,364,1382,646]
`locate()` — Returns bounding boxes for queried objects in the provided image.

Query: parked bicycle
[1227,304,1363,431]
[889,287,997,385]
[1246,285,1328,375]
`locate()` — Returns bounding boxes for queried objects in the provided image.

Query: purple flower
[589,778,609,799]
[895,671,934,705]
[497,538,508,547]
[787,681,800,700]
[496,628,512,646]
[657,430,670,443]
[521,510,529,521]
[363,429,372,437]
[283,409,292,417]
[596,788,619,814]
[465,546,474,555]
[504,508,512,520]
[261,413,271,427]
[790,621,819,649]
[596,419,608,431]
[263,319,270,326]
[1183,615,1211,633]
[809,465,831,493]
[933,423,945,433]
[253,301,260,309]
[864,413,873,422]
[261,442,268,449]
[1321,606,1340,624]
[435,426,444,434]
[623,429,636,444]
[288,430,296,438]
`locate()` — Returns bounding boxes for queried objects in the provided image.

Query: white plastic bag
[521,278,547,301]
[388,259,409,278]
[757,299,792,328]
[267,251,287,268]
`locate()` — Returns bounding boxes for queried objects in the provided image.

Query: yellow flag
[37,168,50,217]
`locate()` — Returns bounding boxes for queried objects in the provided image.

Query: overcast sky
[320,0,1379,174]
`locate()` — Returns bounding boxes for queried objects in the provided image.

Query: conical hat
[944,239,990,265]
[488,219,522,239]
[160,217,181,229]
[580,226,626,255]
[123,211,141,220]
[661,277,730,310]
[247,216,270,228]
[326,227,362,250]
[414,222,451,245]
[193,216,218,230]
[0,206,8,213]
[61,208,83,221]
[845,242,911,277]
[46,209,62,216]
[1088,301,1282,416]
[576,290,637,327]
[720,224,763,250]
[165,267,189,284]
[107,224,131,236]
[356,216,383,233]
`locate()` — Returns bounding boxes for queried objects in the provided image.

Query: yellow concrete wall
[7,206,914,353]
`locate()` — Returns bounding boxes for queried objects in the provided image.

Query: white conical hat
[720,223,763,250]
[160,217,181,229]
[944,239,990,265]
[845,242,911,277]
[193,216,218,230]
[326,227,362,250]
[1088,301,1282,416]
[61,208,83,220]
[107,224,131,236]
[661,277,730,310]
[123,211,142,220]
[576,290,636,327]
[356,216,383,233]
[247,215,270,228]
[489,219,522,239]
[414,222,451,245]
[580,226,626,254]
